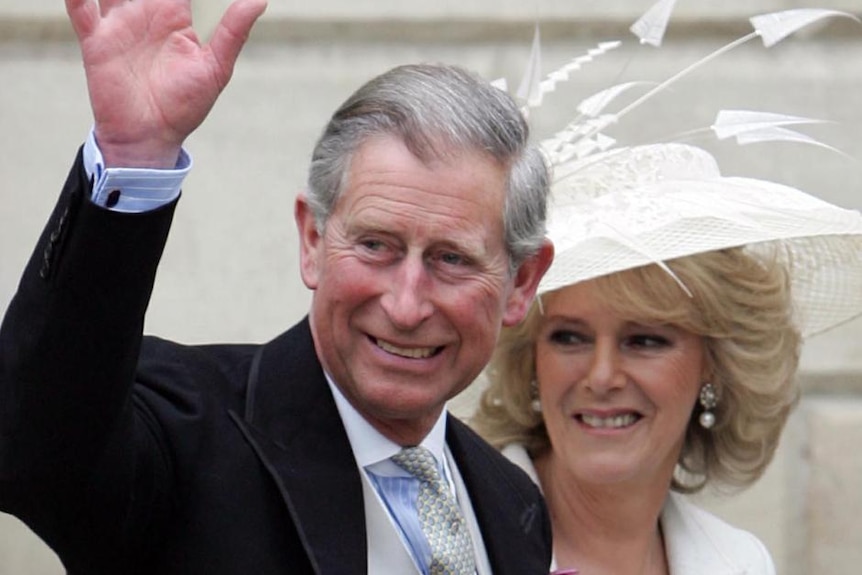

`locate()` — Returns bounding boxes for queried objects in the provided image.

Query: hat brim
[541,156,862,338]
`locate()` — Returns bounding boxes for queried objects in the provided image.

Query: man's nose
[380,257,434,329]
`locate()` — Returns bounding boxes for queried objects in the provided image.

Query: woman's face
[535,280,705,488]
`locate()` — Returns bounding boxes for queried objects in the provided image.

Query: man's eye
[360,239,385,251]
[439,252,466,266]
[432,250,471,268]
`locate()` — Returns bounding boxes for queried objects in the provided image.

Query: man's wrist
[83,127,192,212]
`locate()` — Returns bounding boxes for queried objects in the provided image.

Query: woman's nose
[584,338,625,394]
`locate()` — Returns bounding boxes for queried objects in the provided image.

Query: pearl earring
[698,382,718,429]
[530,379,542,413]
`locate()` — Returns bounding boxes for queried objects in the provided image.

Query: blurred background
[1,0,861,573]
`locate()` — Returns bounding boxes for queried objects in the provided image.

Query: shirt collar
[325,373,449,471]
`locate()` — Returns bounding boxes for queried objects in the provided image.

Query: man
[0,0,554,573]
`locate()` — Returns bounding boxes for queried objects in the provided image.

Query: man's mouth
[375,338,441,359]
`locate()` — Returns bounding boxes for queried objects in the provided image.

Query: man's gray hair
[306,63,549,269]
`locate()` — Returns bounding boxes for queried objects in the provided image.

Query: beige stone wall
[2,1,861,573]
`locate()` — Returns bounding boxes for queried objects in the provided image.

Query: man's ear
[295,193,322,290]
[502,239,554,327]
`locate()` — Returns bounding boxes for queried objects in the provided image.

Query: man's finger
[97,0,134,16]
[65,0,100,39]
[207,0,268,85]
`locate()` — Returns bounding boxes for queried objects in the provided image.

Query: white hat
[539,142,862,338]
[510,6,862,338]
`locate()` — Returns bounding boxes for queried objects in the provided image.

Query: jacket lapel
[447,419,551,575]
[231,318,367,575]
[662,493,749,574]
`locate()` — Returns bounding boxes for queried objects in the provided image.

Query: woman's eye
[627,334,670,349]
[548,330,587,346]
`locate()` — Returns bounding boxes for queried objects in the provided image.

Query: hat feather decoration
[501,3,862,338]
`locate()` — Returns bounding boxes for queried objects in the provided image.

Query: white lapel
[662,492,775,574]
[360,471,422,574]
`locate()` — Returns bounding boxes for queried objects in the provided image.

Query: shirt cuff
[83,128,192,213]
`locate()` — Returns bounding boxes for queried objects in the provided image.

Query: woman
[471,141,862,574]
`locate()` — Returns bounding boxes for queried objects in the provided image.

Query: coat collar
[232,317,366,575]
[662,492,770,574]
[448,425,552,574]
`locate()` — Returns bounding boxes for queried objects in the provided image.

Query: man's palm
[65,0,267,167]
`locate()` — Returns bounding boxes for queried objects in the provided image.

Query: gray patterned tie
[391,446,477,575]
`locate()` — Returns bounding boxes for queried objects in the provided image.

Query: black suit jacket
[0,150,552,574]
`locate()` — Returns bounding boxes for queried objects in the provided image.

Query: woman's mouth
[577,413,640,429]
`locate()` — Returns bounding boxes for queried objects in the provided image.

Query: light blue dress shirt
[82,128,191,213]
[326,375,457,575]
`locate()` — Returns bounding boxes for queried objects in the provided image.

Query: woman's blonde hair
[472,245,801,493]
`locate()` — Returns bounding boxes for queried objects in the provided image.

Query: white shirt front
[325,375,455,574]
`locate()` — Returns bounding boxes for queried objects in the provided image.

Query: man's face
[296,135,550,445]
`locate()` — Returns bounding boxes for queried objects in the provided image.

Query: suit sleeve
[0,148,178,567]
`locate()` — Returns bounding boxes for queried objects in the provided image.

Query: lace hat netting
[539,143,862,338]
